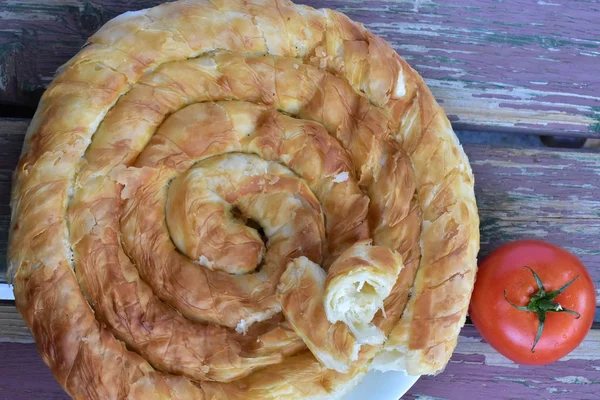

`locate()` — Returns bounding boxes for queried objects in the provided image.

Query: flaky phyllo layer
[8,1,479,399]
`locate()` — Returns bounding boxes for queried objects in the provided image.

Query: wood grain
[0,302,32,343]
[0,0,599,136]
[406,325,600,400]
[0,325,598,399]
[0,342,67,399]
[471,146,600,305]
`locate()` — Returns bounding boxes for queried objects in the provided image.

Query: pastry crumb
[236,319,248,335]
[333,171,349,183]
[194,255,213,268]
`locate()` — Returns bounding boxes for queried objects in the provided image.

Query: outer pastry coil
[8,1,480,398]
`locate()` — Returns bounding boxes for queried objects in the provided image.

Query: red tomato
[469,240,595,365]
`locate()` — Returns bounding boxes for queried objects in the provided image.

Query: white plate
[0,283,14,300]
[343,371,419,400]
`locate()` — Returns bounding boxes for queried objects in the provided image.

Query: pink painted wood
[0,342,67,400]
[1,0,599,136]
[406,325,600,399]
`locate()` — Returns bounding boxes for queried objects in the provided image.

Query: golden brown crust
[278,257,359,373]
[8,0,479,398]
[371,104,480,376]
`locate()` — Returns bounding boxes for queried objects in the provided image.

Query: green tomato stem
[504,266,581,353]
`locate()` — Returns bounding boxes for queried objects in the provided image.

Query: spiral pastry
[7,0,480,398]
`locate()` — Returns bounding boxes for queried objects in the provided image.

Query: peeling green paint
[433,55,465,65]
[483,33,598,49]
[590,107,600,134]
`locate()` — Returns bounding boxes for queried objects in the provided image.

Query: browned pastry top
[8,1,479,398]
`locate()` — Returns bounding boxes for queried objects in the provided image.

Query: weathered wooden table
[1,1,599,399]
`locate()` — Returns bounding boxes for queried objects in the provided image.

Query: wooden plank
[0,325,598,400]
[0,119,27,281]
[1,1,599,136]
[1,216,8,281]
[0,303,32,343]
[0,118,27,170]
[470,146,600,306]
[1,118,600,301]
[0,342,67,399]
[406,325,600,400]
